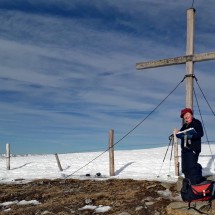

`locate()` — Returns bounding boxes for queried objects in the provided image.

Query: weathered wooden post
[109,129,115,176]
[6,143,10,170]
[173,131,179,176]
[185,8,195,109]
[55,153,63,171]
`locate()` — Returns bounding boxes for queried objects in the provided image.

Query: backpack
[181,178,215,208]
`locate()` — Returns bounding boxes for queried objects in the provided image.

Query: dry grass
[0,178,178,215]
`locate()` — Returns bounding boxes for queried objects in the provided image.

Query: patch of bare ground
[0,179,179,215]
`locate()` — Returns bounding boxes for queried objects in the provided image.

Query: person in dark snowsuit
[175,108,204,184]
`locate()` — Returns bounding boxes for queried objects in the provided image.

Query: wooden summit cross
[136,8,215,176]
[136,8,215,109]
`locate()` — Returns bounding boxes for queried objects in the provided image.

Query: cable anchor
[185,74,195,78]
[184,74,198,82]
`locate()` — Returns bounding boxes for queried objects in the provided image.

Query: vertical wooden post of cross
[185,8,195,110]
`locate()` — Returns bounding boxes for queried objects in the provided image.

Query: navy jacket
[180,118,204,153]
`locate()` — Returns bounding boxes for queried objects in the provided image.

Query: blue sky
[0,0,215,154]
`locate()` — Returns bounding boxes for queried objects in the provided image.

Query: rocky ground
[0,178,214,215]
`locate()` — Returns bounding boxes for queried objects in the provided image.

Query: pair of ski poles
[157,134,174,178]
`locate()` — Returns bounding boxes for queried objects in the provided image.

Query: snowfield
[1,144,214,183]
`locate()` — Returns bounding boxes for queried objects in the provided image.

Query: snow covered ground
[0,144,215,213]
[1,144,215,184]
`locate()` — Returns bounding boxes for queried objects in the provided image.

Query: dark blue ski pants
[181,149,203,184]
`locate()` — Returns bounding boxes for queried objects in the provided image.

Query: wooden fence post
[173,131,179,176]
[6,143,10,170]
[109,129,115,176]
[55,153,63,171]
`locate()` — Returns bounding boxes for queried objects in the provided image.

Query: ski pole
[167,138,174,177]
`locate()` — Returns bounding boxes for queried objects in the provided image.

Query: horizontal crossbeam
[136,51,215,70]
